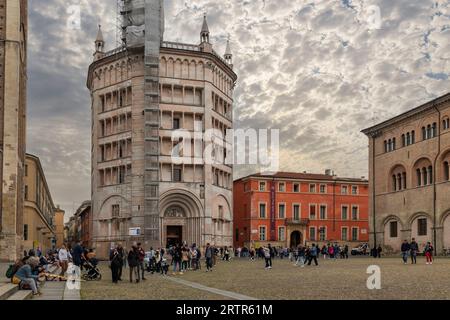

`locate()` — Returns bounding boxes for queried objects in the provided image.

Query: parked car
[351,243,369,255]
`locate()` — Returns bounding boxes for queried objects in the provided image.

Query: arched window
[402,134,406,147]
[392,175,397,191]
[422,127,426,140]
[402,172,407,189]
[443,118,450,130]
[392,138,396,150]
[432,123,437,138]
[416,169,422,187]
[411,131,415,144]
[397,174,402,191]
[384,140,388,153]
[422,168,428,185]
[428,166,433,184]
[444,161,449,181]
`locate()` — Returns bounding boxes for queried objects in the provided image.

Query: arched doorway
[290,231,302,248]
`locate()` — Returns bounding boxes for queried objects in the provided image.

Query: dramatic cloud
[28,0,450,218]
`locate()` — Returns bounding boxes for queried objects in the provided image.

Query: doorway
[290,231,302,248]
[166,226,182,247]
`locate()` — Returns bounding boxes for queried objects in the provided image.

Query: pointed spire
[201,14,210,34]
[224,36,233,66]
[200,14,210,44]
[95,24,104,43]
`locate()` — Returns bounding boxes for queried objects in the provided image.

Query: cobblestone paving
[81,258,450,300]
[81,263,229,300]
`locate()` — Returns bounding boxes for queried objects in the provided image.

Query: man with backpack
[127,244,140,283]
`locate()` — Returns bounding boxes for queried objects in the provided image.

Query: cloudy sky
[27,0,450,218]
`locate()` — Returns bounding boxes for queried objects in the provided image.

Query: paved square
[81,257,450,300]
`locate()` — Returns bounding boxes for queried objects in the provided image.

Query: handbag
[12,275,21,285]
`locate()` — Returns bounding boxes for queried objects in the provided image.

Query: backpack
[6,265,15,279]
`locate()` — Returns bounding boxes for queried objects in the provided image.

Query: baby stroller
[81,259,102,281]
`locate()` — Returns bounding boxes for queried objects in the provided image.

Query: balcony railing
[285,218,310,226]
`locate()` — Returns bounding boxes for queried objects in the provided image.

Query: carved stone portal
[164,206,186,218]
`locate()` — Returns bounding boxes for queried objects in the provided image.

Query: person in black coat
[116,244,125,280]
[128,245,140,283]
[110,246,122,284]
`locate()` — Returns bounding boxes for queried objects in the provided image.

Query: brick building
[233,172,369,249]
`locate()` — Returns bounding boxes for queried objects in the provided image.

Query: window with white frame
[319,205,327,220]
[293,183,300,193]
[352,227,358,241]
[319,227,326,241]
[278,227,285,241]
[259,203,266,218]
[259,182,266,192]
[309,204,316,219]
[341,227,348,241]
[352,186,358,195]
[278,203,285,219]
[342,206,348,220]
[309,227,316,241]
[342,185,348,194]
[293,204,300,220]
[278,182,285,192]
[320,184,326,193]
[259,226,266,241]
[309,184,316,193]
[352,206,359,220]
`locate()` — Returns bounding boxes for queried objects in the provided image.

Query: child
[160,258,169,276]
[424,242,433,265]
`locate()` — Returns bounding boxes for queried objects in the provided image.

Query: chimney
[325,169,334,176]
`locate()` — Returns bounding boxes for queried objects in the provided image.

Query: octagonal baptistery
[87,18,237,259]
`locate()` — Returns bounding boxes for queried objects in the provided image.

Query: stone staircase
[0,264,60,300]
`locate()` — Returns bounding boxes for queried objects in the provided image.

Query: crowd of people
[400,238,434,265]
[6,241,100,295]
[108,242,234,284]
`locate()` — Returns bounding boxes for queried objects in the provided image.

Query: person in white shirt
[58,244,71,275]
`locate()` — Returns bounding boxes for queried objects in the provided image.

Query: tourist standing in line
[328,245,334,260]
[307,244,319,266]
[127,244,140,283]
[136,243,146,280]
[181,246,189,273]
[424,242,434,265]
[321,245,327,259]
[401,240,410,264]
[410,238,419,264]
[334,243,340,260]
[205,243,214,272]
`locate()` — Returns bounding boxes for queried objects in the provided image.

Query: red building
[233,172,369,249]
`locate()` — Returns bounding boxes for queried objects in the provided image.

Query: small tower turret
[199,14,212,53]
[224,37,233,67]
[94,25,105,61]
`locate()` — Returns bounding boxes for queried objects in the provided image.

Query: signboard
[270,182,276,241]
[129,227,141,236]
